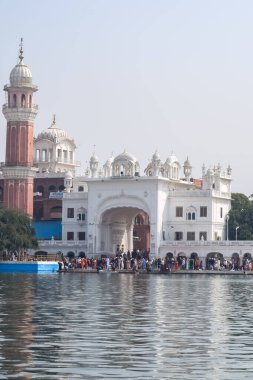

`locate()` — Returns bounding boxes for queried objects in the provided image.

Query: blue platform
[0,262,58,272]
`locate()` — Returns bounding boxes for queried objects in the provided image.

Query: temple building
[1,41,240,261]
[61,150,232,257]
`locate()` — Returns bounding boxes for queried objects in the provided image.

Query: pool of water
[0,272,253,379]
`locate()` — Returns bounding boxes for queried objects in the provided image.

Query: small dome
[36,115,69,142]
[114,149,137,163]
[65,170,73,180]
[152,150,160,161]
[166,153,179,164]
[90,153,99,163]
[10,62,33,87]
[106,153,114,165]
[207,168,214,176]
[183,157,191,167]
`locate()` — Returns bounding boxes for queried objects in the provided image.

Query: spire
[49,114,58,129]
[19,38,24,63]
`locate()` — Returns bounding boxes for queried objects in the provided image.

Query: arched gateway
[95,206,150,255]
[87,193,152,256]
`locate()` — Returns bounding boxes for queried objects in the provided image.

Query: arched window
[21,94,26,107]
[13,94,17,107]
[135,214,144,225]
[77,207,86,222]
[48,184,56,192]
[78,186,84,192]
[59,185,65,191]
[186,206,197,221]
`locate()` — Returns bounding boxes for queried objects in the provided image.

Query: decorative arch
[96,194,150,220]
[190,252,199,260]
[49,184,56,192]
[67,251,75,259]
[186,205,197,221]
[243,252,252,261]
[206,252,224,270]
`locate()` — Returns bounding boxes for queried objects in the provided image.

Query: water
[0,272,253,379]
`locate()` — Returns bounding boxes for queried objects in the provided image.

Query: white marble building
[60,149,232,258]
[34,115,78,174]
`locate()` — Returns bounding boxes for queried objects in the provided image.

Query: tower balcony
[2,104,38,122]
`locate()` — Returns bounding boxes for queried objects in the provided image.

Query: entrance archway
[206,252,224,270]
[98,206,150,255]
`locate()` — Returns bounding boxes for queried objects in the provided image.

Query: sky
[0,0,252,194]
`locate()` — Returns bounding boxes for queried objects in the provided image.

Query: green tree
[229,193,253,240]
[0,207,38,255]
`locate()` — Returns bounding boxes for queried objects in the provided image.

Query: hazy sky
[0,0,252,194]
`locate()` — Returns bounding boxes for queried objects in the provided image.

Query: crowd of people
[58,249,253,273]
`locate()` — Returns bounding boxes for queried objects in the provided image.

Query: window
[42,149,47,162]
[49,184,56,192]
[220,207,223,218]
[78,186,84,192]
[77,212,85,221]
[175,232,183,241]
[67,208,74,218]
[186,212,195,220]
[176,206,183,217]
[187,232,195,241]
[67,232,74,240]
[21,94,26,107]
[200,206,207,217]
[199,232,207,240]
[78,232,86,240]
[135,215,144,225]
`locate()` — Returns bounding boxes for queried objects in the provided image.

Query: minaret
[2,39,38,216]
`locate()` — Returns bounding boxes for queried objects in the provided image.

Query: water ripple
[0,273,253,379]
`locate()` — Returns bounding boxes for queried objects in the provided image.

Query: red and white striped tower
[2,39,38,216]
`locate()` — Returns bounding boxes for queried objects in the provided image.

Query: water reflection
[0,273,253,379]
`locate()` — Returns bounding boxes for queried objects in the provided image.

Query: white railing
[161,240,253,247]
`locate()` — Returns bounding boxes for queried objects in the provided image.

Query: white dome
[152,150,160,161]
[114,149,137,163]
[105,153,114,165]
[36,116,69,142]
[184,157,191,167]
[90,153,99,163]
[65,170,73,180]
[166,153,179,164]
[10,62,33,87]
